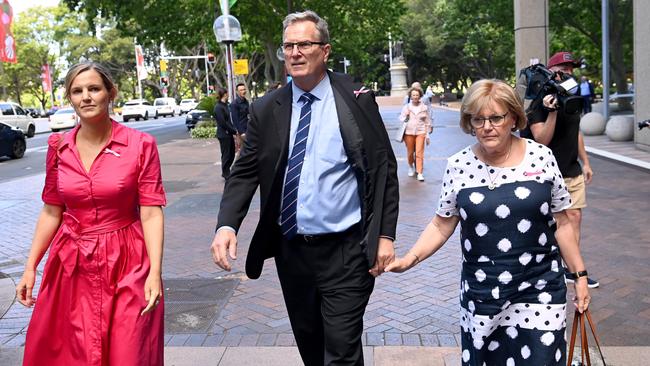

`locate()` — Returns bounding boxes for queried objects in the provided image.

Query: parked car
[0,122,26,159]
[0,101,36,137]
[121,99,158,121]
[45,106,60,117]
[185,109,212,130]
[153,97,178,117]
[48,107,78,132]
[179,98,198,114]
[25,108,42,118]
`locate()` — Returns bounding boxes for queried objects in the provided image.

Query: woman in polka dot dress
[386,79,591,365]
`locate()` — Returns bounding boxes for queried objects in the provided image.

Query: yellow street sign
[160,59,168,72]
[234,59,249,75]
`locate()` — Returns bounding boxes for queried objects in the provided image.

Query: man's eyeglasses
[469,112,509,129]
[281,41,326,54]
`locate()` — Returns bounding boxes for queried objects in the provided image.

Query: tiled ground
[1,106,649,348]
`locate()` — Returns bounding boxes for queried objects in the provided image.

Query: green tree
[550,0,633,109]
[63,0,405,90]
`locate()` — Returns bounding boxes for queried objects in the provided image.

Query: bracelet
[567,270,588,280]
[407,252,420,264]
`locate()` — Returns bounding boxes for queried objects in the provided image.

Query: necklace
[484,137,513,190]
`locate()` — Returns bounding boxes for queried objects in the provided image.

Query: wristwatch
[567,270,588,280]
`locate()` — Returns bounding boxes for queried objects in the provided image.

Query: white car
[179,99,198,114]
[0,101,36,137]
[121,99,158,121]
[48,108,78,132]
[153,97,178,117]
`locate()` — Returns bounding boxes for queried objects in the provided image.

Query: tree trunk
[12,74,23,106]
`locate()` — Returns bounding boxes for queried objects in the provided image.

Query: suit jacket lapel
[330,74,366,171]
[272,85,293,174]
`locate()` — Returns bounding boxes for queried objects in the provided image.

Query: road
[0,116,189,183]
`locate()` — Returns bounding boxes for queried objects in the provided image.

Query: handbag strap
[585,310,607,364]
[567,310,579,366]
[567,309,607,366]
[581,311,590,366]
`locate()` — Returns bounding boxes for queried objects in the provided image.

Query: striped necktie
[280,92,317,239]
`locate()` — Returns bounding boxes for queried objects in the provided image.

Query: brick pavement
[1,105,649,352]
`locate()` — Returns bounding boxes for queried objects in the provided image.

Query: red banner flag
[41,64,52,93]
[0,0,17,63]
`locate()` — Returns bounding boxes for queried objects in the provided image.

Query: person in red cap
[520,51,599,289]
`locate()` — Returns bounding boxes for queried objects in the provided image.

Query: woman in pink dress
[15,62,166,365]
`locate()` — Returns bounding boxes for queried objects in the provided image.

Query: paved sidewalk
[1,103,649,365]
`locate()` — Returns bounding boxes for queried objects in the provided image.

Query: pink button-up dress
[23,121,166,366]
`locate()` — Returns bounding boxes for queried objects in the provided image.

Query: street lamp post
[213,0,242,103]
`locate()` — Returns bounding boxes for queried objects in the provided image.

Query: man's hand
[210,229,238,271]
[234,135,241,151]
[582,164,593,184]
[368,238,395,277]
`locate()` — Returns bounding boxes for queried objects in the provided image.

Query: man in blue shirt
[210,10,398,365]
[578,76,595,114]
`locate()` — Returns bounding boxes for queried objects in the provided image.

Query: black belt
[291,223,361,244]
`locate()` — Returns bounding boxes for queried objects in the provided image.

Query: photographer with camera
[521,51,599,289]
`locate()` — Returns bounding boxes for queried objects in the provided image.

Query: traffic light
[160,76,169,88]
[160,59,168,72]
[207,53,215,63]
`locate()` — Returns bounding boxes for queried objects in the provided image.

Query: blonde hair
[64,62,117,101]
[459,79,527,134]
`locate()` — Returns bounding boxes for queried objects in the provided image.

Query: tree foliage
[400,0,633,98]
[63,0,405,89]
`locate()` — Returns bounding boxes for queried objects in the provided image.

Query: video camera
[518,63,583,115]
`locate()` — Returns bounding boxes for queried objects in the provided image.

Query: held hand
[573,278,591,313]
[368,238,395,277]
[234,136,241,151]
[582,164,593,184]
[384,254,417,273]
[16,269,37,307]
[141,273,162,315]
[211,229,238,271]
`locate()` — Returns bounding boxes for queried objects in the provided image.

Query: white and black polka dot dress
[437,139,572,366]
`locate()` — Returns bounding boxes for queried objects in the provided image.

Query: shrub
[196,96,217,117]
[196,120,216,128]
[190,126,217,139]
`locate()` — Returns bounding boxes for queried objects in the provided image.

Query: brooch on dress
[103,148,121,157]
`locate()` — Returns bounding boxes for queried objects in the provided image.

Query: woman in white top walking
[399,87,432,181]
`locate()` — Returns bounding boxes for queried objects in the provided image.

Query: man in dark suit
[210,10,398,366]
[213,87,238,179]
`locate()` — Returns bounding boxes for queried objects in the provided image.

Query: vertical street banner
[0,0,17,63]
[41,64,52,93]
[135,45,147,80]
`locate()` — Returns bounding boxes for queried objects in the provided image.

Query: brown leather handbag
[567,309,607,366]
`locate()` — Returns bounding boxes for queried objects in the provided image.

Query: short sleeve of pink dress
[41,133,65,206]
[137,134,166,206]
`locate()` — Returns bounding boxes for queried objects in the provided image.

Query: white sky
[9,0,61,14]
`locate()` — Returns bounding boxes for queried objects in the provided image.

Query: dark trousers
[582,95,592,114]
[218,136,235,179]
[275,225,374,366]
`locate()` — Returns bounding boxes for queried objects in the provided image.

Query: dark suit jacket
[217,72,399,279]
[229,96,250,134]
[214,101,237,139]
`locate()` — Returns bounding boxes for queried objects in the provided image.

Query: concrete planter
[580,112,606,135]
[606,116,634,141]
